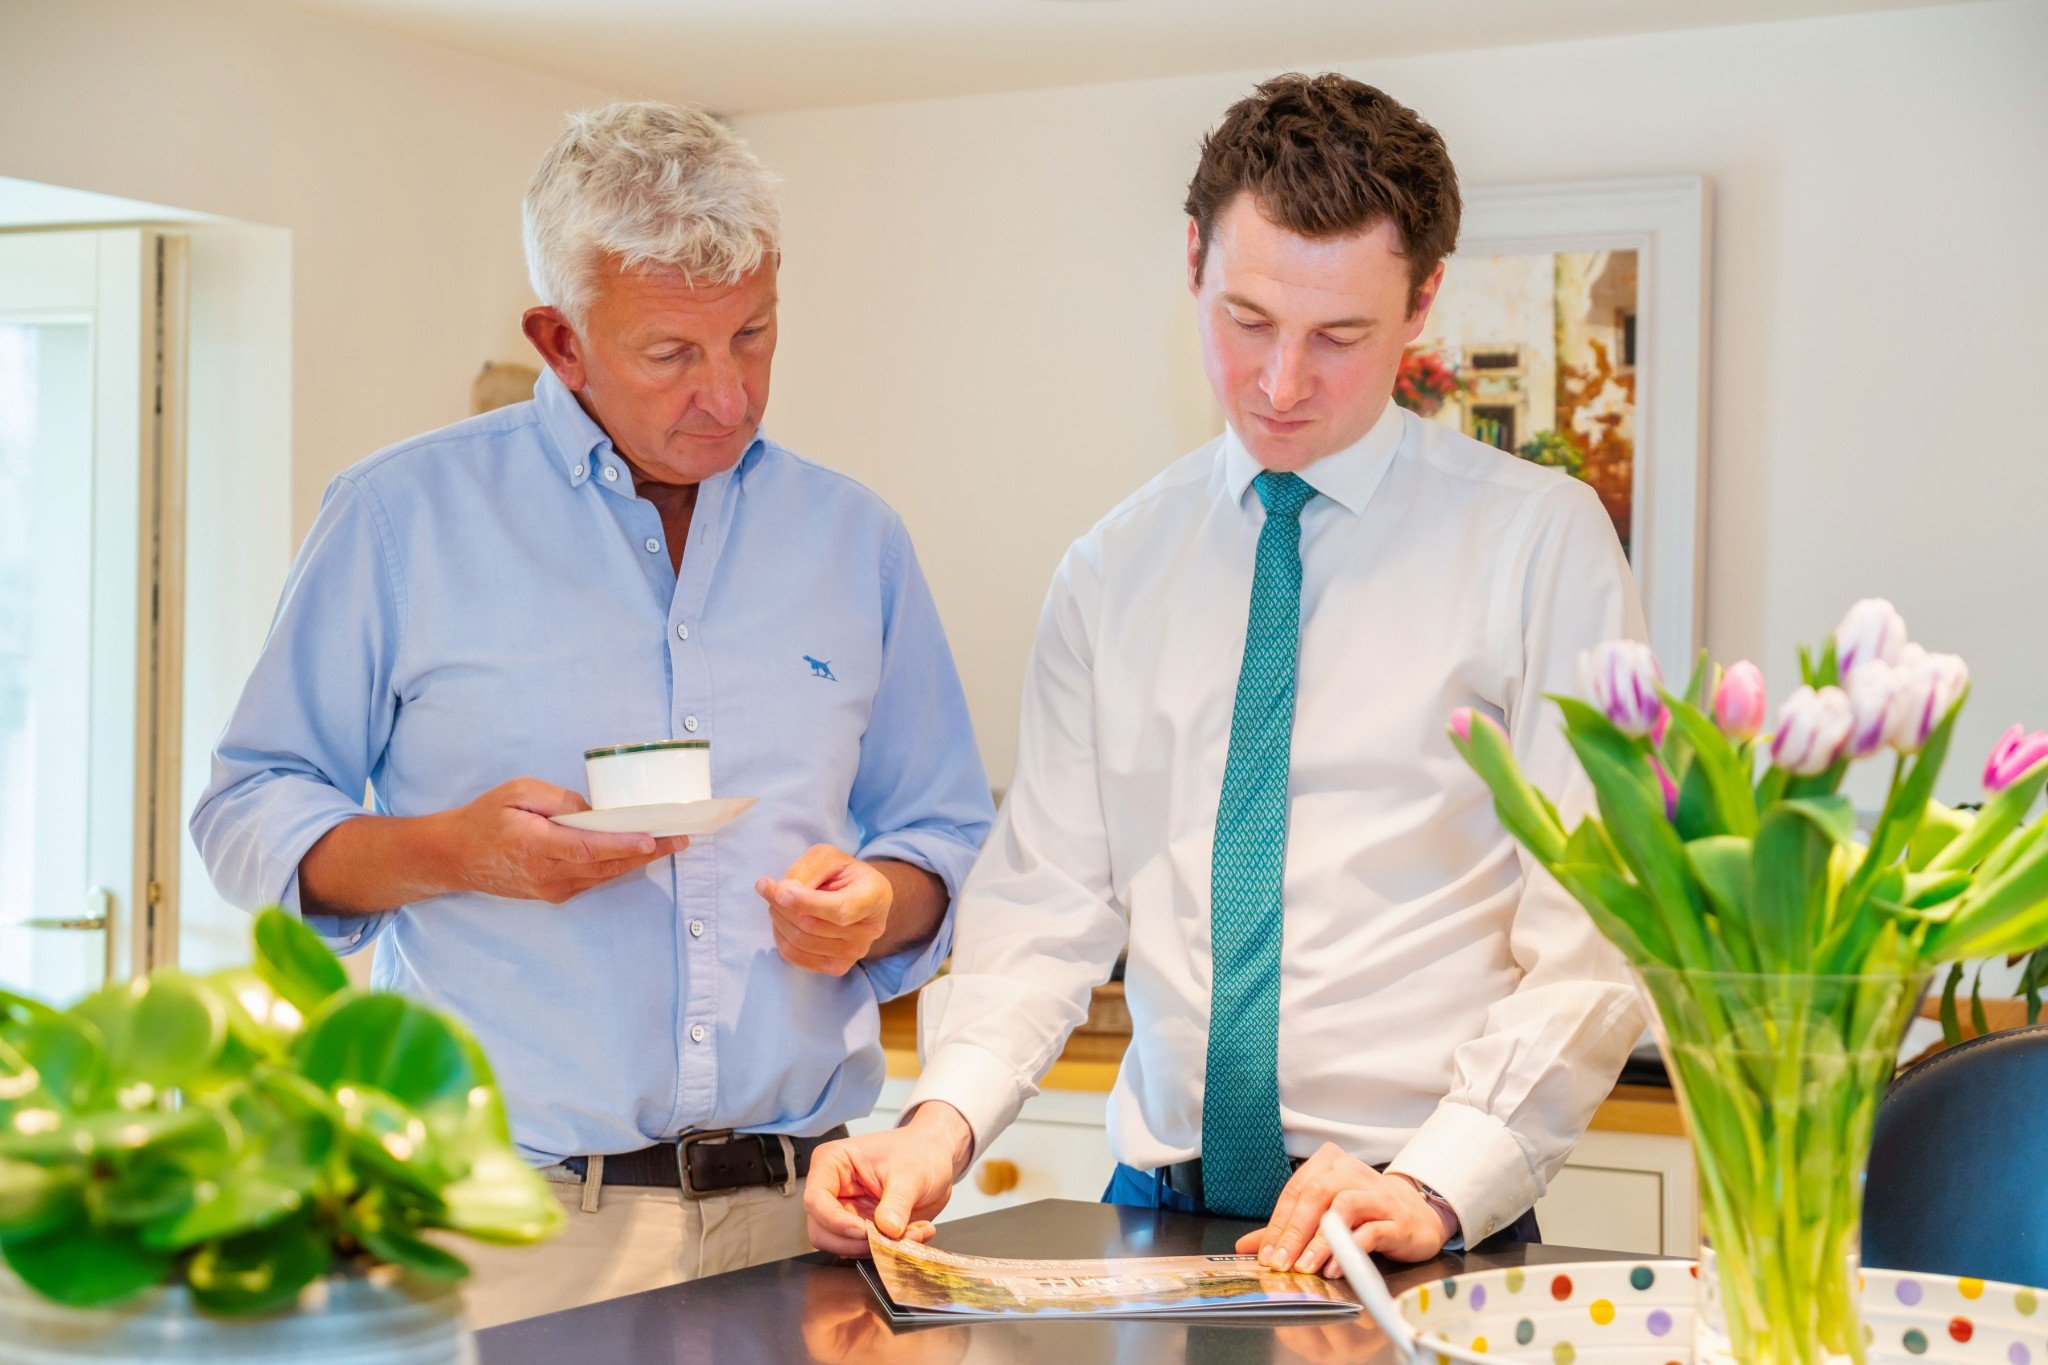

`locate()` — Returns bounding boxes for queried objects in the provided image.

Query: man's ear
[1185,219,1204,297]
[522,306,587,391]
[1403,261,1446,342]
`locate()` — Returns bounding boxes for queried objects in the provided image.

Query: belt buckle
[675,1129,735,1199]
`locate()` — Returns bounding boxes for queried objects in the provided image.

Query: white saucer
[551,796,758,839]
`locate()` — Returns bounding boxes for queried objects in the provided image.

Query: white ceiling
[275,0,1971,116]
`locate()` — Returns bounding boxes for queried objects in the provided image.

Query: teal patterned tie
[1202,470,1317,1219]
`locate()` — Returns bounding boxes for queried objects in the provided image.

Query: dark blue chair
[1863,1023,2048,1288]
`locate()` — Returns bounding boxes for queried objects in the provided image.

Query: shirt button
[644,538,660,554]
[689,1023,707,1044]
[572,464,586,478]
[688,919,705,938]
[602,466,619,482]
[675,623,689,641]
[682,715,699,733]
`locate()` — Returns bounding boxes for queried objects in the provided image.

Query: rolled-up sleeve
[188,473,403,953]
[849,520,994,1001]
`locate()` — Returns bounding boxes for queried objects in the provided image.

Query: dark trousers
[1101,1161,1542,1249]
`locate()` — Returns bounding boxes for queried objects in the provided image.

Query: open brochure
[858,1228,1363,1322]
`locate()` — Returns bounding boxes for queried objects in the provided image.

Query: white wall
[735,0,2048,795]
[0,0,620,537]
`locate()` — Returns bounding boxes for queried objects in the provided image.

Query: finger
[502,779,595,818]
[784,843,852,889]
[790,911,875,943]
[872,1167,929,1240]
[531,820,661,863]
[1267,1182,1340,1272]
[766,879,876,929]
[804,1148,877,1239]
[1234,1228,1264,1255]
[773,926,854,975]
[1259,1166,1315,1266]
[570,847,687,881]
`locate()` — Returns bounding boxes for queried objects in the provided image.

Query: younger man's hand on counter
[803,1101,975,1257]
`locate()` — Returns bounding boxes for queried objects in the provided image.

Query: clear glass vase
[1636,967,1930,1365]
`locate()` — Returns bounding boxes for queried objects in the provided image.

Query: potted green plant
[1451,600,2048,1365]
[0,910,562,1362]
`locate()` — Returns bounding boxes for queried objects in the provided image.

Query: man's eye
[1320,334,1362,348]
[653,351,685,363]
[1232,316,1270,333]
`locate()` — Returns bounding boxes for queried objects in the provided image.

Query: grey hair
[522,100,781,324]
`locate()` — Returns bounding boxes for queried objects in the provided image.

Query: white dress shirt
[908,401,1652,1243]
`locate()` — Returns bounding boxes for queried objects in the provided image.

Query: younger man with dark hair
[804,74,1647,1271]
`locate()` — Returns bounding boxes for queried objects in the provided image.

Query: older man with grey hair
[191,102,993,1325]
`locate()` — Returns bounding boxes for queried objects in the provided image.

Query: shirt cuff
[235,789,382,956]
[855,835,969,1001]
[1386,1100,1541,1247]
[901,1040,1035,1164]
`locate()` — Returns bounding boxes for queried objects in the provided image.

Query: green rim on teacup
[583,740,711,759]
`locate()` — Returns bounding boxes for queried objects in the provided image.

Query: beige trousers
[457,1164,813,1331]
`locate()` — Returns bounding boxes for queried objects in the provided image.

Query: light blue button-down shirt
[192,370,993,1164]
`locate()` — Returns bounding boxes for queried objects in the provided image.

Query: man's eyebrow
[1219,293,1375,331]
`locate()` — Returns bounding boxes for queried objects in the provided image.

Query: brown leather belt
[562,1126,847,1198]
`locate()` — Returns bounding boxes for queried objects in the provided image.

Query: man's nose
[1260,343,1311,413]
[699,353,749,427]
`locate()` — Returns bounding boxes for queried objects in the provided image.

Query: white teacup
[583,740,711,810]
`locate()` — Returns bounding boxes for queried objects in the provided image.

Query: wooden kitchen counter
[877,994,1683,1137]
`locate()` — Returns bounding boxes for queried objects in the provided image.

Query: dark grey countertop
[474,1198,1645,1365]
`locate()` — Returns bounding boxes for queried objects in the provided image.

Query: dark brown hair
[1185,73,1461,310]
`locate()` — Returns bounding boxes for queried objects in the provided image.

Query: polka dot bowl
[1398,1260,2048,1364]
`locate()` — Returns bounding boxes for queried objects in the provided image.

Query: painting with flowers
[1399,249,1639,557]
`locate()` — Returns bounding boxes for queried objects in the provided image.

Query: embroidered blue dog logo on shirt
[804,656,837,681]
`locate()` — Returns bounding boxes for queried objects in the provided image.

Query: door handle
[0,887,112,932]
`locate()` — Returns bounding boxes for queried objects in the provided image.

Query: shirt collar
[1220,399,1408,517]
[533,365,767,492]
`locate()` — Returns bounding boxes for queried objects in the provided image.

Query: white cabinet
[854,1077,1696,1257]
[1533,1129,1696,1257]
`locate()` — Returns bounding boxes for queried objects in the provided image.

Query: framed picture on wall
[1399,176,1710,671]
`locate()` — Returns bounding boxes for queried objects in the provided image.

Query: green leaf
[252,910,349,1016]
[1552,862,1677,967]
[1930,819,2048,960]
[332,1084,456,1200]
[69,974,226,1091]
[1929,750,2048,875]
[143,1170,310,1251]
[1685,835,1758,972]
[1910,802,1973,871]
[0,1158,80,1242]
[0,1104,222,1164]
[1553,695,1719,970]
[294,993,487,1113]
[185,1214,329,1316]
[1904,869,1972,908]
[435,1148,563,1245]
[1,1221,172,1307]
[1750,802,1840,970]
[355,1219,470,1282]
[1663,696,1759,837]
[1449,713,1567,864]
[1939,961,1965,1046]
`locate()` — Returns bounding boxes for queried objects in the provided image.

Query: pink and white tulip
[1770,685,1855,776]
[1577,640,1664,739]
[1984,725,2048,793]
[1834,598,1908,679]
[1449,706,1504,744]
[1712,661,1767,742]
[1843,662,1899,761]
[1883,644,1971,754]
